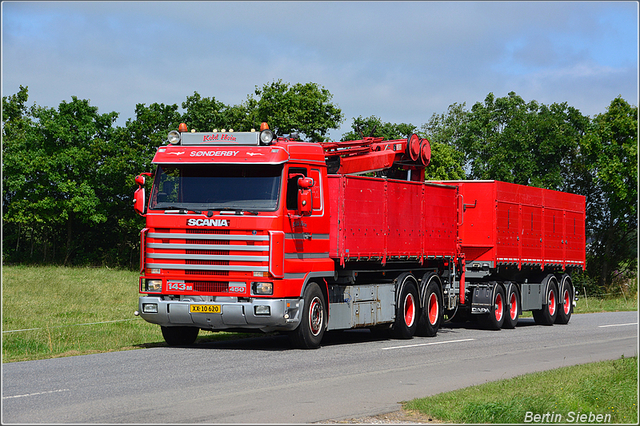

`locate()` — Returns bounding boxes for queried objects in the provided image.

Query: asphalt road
[2,311,637,424]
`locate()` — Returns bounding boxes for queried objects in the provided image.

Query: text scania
[187,219,229,227]
[190,150,239,157]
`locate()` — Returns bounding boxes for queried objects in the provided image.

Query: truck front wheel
[289,282,326,349]
[161,326,199,346]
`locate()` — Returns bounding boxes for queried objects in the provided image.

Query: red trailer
[133,124,585,348]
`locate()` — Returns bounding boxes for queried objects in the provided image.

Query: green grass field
[2,265,249,362]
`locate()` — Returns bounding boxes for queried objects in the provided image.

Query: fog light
[254,305,270,316]
[142,303,158,314]
[253,282,273,295]
[145,279,162,292]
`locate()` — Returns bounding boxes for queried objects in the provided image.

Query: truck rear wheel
[161,326,199,346]
[503,283,519,329]
[417,274,442,337]
[555,275,573,324]
[289,282,326,349]
[533,277,558,325]
[484,283,505,330]
[393,275,419,339]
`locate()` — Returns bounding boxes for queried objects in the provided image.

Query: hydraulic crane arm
[319,134,431,176]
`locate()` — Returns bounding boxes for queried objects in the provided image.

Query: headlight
[144,279,163,292]
[259,129,274,145]
[168,130,181,144]
[252,282,273,295]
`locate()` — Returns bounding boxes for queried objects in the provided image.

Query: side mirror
[134,174,150,216]
[297,177,314,215]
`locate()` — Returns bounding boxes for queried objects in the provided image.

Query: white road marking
[3,318,139,333]
[598,322,638,328]
[3,389,70,399]
[382,338,475,350]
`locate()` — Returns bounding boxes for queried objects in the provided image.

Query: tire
[484,283,505,330]
[392,274,419,339]
[555,274,573,324]
[533,276,559,325]
[503,283,520,329]
[161,326,199,346]
[289,282,326,349]
[417,274,442,337]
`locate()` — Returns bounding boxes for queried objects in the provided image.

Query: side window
[286,167,307,210]
[309,169,322,211]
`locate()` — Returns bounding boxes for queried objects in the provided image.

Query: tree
[3,90,119,264]
[457,92,589,189]
[581,97,638,289]
[247,80,344,141]
[421,103,468,180]
[341,115,418,141]
[180,92,228,133]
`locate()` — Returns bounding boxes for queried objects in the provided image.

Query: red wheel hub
[404,293,416,327]
[428,293,438,325]
[509,292,517,320]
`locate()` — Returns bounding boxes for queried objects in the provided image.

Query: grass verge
[2,265,248,363]
[404,356,638,424]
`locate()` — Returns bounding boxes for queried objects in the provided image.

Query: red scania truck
[133,123,585,349]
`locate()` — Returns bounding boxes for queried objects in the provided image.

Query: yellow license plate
[190,304,221,314]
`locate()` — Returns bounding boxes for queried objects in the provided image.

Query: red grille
[187,249,229,255]
[186,239,230,245]
[193,281,228,293]
[186,260,229,266]
[186,229,230,235]
[186,270,229,276]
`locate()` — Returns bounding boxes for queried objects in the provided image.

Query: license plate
[190,304,221,314]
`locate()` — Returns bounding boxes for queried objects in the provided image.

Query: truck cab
[135,124,334,347]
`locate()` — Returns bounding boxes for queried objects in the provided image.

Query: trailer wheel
[161,326,199,346]
[533,277,558,325]
[503,284,519,329]
[484,283,505,330]
[417,274,442,337]
[289,282,326,349]
[393,275,419,339]
[555,275,573,324]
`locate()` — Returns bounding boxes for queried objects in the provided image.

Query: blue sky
[2,1,638,140]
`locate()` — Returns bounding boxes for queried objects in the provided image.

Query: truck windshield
[149,164,282,211]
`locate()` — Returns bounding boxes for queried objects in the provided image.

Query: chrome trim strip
[284,273,306,279]
[146,263,268,272]
[285,252,331,260]
[147,243,268,252]
[147,253,268,262]
[148,232,269,241]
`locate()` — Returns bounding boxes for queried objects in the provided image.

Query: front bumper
[138,296,302,332]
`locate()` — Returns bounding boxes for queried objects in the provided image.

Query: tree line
[2,81,637,295]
